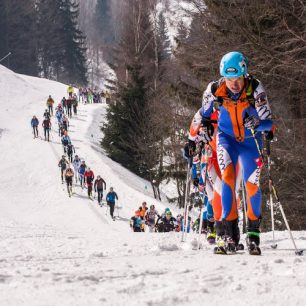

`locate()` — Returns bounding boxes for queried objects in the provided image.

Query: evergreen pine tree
[101,64,147,174]
[37,0,87,85]
[0,0,38,76]
[59,0,88,85]
[94,0,115,45]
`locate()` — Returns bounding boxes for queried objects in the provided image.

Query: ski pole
[241,178,248,232]
[266,140,277,249]
[274,188,303,255]
[197,148,209,250]
[181,159,191,242]
[250,129,303,255]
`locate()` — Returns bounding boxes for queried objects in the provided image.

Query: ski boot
[247,219,261,255]
[213,235,227,255]
[247,233,261,255]
[207,220,216,244]
[225,236,237,253]
[225,219,245,251]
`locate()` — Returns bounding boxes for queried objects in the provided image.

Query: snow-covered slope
[0,65,305,306]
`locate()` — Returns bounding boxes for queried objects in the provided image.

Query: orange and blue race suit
[190,76,273,222]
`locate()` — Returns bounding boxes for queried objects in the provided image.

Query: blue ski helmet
[220,52,248,78]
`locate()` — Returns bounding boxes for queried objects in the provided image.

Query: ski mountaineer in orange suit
[188,52,273,254]
[189,110,243,247]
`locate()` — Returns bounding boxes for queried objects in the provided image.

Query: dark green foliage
[0,0,87,84]
[0,0,38,76]
[37,0,88,85]
[94,0,115,45]
[101,64,147,175]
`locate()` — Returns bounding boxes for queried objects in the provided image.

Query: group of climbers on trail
[130,202,179,233]
[30,85,119,221]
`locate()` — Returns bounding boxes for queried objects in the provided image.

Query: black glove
[184,140,196,158]
[264,130,274,141]
[200,117,214,143]
[193,177,199,187]
[243,116,260,130]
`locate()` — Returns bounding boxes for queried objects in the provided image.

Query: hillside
[0,66,305,306]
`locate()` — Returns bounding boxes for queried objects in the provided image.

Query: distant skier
[67,84,74,97]
[66,143,75,163]
[156,209,177,232]
[72,96,78,115]
[130,210,144,232]
[94,175,106,205]
[61,133,71,153]
[46,95,54,116]
[78,160,86,188]
[31,116,39,138]
[66,97,73,118]
[72,155,81,183]
[43,109,51,119]
[61,97,67,114]
[106,187,118,220]
[62,115,69,132]
[84,167,95,199]
[42,117,51,141]
[64,165,74,197]
[145,205,160,232]
[58,155,69,184]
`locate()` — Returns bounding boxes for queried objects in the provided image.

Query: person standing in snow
[64,165,74,197]
[67,84,74,97]
[62,114,69,132]
[31,116,39,138]
[130,210,144,232]
[106,187,118,220]
[66,97,73,118]
[94,175,106,205]
[155,210,177,232]
[72,155,81,183]
[46,95,54,116]
[78,160,86,188]
[66,143,75,163]
[187,51,273,254]
[84,167,95,199]
[43,109,51,120]
[42,117,51,141]
[58,155,69,184]
[145,205,160,232]
[61,97,67,115]
[61,133,71,153]
[72,95,78,115]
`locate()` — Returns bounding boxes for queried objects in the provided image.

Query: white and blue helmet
[220,52,248,78]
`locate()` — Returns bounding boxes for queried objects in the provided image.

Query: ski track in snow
[0,65,306,306]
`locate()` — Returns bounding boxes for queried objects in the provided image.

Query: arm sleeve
[253,81,273,132]
[188,109,202,141]
[201,82,216,117]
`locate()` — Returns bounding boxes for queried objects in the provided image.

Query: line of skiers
[77,87,112,104]
[182,51,276,255]
[31,91,119,220]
